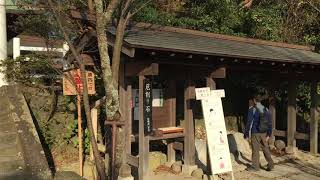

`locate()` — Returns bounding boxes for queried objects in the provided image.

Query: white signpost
[195,87,234,179]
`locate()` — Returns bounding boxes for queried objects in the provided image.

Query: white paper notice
[196,88,233,175]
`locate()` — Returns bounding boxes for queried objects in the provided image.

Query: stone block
[275,140,286,151]
[182,165,198,175]
[285,147,298,154]
[191,168,204,179]
[202,175,219,180]
[149,151,167,171]
[119,164,131,178]
[118,176,134,180]
[171,161,182,173]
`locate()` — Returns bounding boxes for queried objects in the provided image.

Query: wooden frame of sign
[62,69,95,177]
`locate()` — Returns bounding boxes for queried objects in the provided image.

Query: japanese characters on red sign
[63,69,96,95]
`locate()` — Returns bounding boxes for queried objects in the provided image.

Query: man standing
[244,95,274,171]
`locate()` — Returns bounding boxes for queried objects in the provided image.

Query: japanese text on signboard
[144,78,152,134]
[63,69,96,95]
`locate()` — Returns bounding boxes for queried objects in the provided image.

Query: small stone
[119,164,131,178]
[191,168,203,179]
[171,161,182,173]
[40,150,45,155]
[18,130,23,133]
[275,140,286,151]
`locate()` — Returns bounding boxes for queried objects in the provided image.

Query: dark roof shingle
[112,26,320,64]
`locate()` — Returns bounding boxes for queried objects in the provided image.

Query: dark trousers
[251,133,274,169]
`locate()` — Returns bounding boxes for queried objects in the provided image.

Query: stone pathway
[0,87,25,179]
[220,154,320,180]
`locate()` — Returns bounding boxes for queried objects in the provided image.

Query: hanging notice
[63,69,95,95]
[195,88,233,175]
[144,78,153,134]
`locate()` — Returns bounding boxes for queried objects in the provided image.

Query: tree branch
[122,0,134,17]
[47,1,106,179]
[308,1,320,13]
[126,0,151,21]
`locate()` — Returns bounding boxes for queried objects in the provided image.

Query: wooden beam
[127,154,139,167]
[294,132,309,140]
[184,79,196,166]
[149,133,185,141]
[167,80,177,164]
[287,75,297,150]
[126,84,133,154]
[107,34,135,57]
[173,142,183,151]
[310,81,318,154]
[138,76,149,180]
[273,129,286,137]
[125,62,159,76]
[206,77,216,90]
[210,67,226,79]
[268,78,277,147]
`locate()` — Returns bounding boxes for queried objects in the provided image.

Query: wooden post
[126,84,132,155]
[184,79,196,166]
[88,0,93,14]
[268,81,276,148]
[90,108,98,161]
[139,76,149,180]
[119,63,127,163]
[206,77,216,90]
[310,81,318,154]
[167,80,176,164]
[206,77,215,175]
[287,76,297,151]
[77,94,83,176]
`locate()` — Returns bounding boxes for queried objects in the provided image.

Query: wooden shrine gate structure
[110,23,320,179]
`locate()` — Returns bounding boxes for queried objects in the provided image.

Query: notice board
[63,69,95,95]
[196,88,233,175]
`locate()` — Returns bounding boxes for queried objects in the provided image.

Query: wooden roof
[109,23,320,65]
[17,35,64,48]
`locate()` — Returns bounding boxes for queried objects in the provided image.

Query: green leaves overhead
[135,0,320,46]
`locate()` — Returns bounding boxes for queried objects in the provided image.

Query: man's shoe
[266,165,274,171]
[246,167,260,172]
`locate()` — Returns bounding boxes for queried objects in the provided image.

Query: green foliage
[0,54,59,86]
[135,0,320,45]
[14,13,61,40]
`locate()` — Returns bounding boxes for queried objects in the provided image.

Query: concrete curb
[5,85,53,180]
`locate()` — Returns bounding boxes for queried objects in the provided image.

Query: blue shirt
[244,103,272,138]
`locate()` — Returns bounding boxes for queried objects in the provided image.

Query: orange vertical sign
[63,69,96,95]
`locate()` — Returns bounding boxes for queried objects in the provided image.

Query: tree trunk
[111,17,126,87]
[79,64,106,180]
[94,0,120,120]
[47,1,107,178]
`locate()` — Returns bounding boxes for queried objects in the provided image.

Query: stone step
[0,144,20,157]
[0,139,17,150]
[0,118,15,126]
[0,133,17,149]
[0,154,22,163]
[0,159,24,174]
[0,113,10,122]
[0,109,10,116]
[0,123,16,134]
[0,170,29,180]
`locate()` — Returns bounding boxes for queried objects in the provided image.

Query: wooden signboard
[196,88,234,178]
[63,69,96,95]
[144,78,153,134]
[62,69,95,177]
